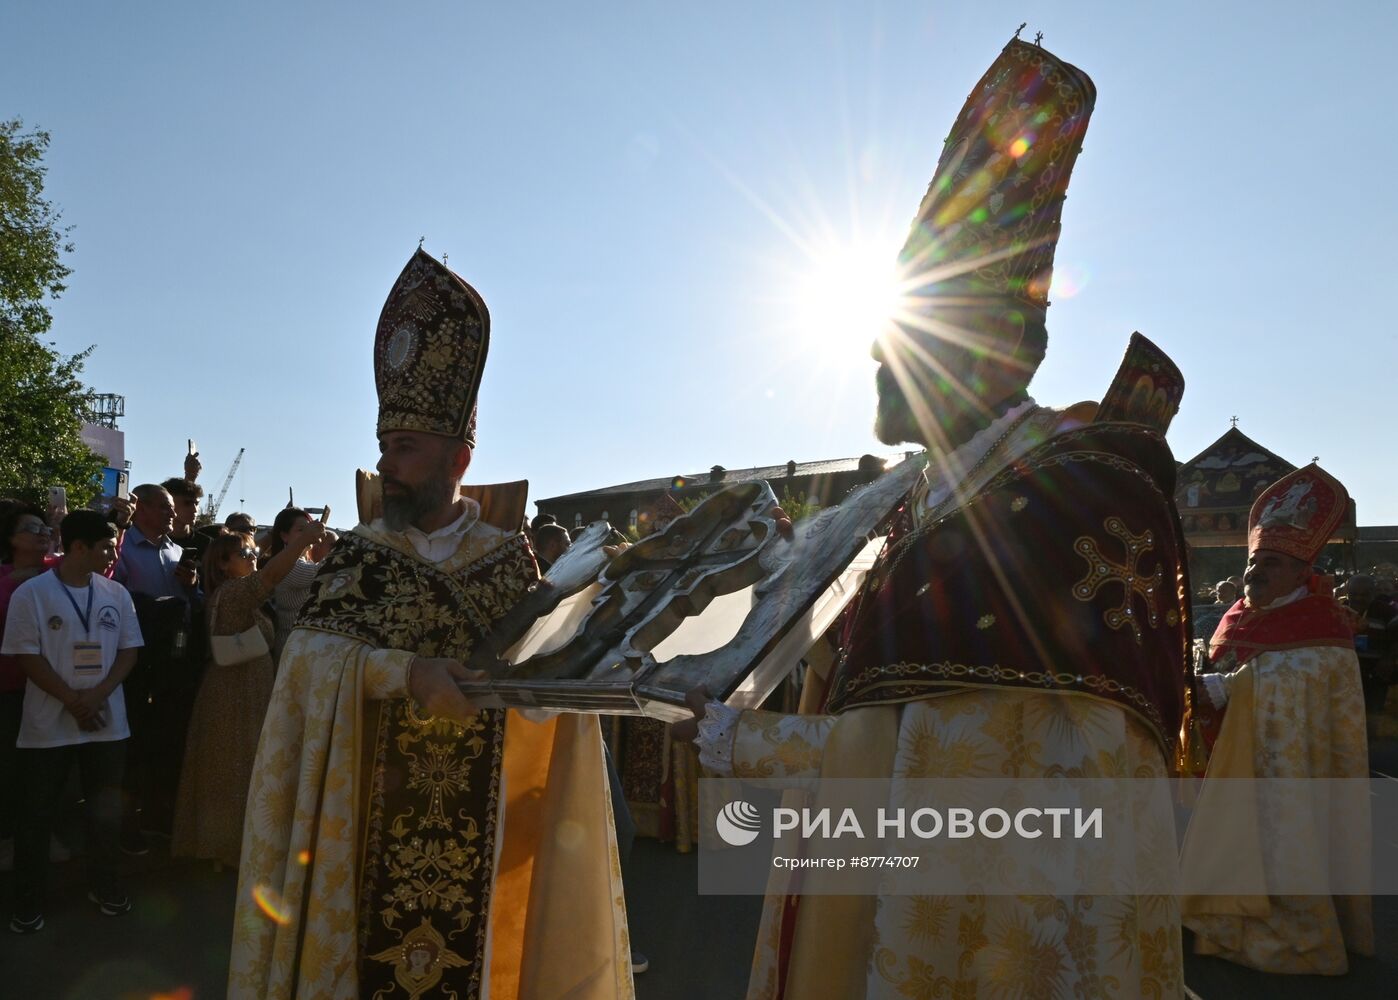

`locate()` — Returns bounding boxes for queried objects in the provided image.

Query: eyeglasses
[15,524,52,536]
[238,547,258,559]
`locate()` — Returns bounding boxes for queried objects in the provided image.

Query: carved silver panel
[460,455,926,718]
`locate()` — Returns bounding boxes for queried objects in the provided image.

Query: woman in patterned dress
[172,519,323,867]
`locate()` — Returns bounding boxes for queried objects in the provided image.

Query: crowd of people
[0,468,339,932]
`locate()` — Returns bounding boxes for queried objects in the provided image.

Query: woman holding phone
[261,507,326,664]
[172,518,323,868]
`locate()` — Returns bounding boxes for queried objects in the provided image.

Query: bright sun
[788,239,906,353]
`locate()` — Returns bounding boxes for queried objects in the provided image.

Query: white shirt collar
[403,498,479,542]
[376,496,482,564]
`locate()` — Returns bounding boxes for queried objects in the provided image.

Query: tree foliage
[777,487,821,524]
[1,120,72,336]
[0,119,101,507]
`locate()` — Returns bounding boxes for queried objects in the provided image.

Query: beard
[873,364,921,446]
[382,468,457,530]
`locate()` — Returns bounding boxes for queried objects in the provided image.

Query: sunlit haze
[784,236,907,360]
[3,2,1395,523]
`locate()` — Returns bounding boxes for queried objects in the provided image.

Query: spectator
[533,522,571,574]
[0,504,56,869]
[0,503,56,583]
[1341,573,1398,712]
[114,484,197,599]
[224,512,256,535]
[528,512,556,548]
[3,511,143,933]
[1214,579,1238,605]
[259,507,309,566]
[111,483,199,850]
[161,478,209,565]
[161,480,210,717]
[172,518,323,868]
[262,508,317,662]
[530,513,557,533]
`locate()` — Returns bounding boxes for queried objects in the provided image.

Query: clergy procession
[0,9,1392,1000]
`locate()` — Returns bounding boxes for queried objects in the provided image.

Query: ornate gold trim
[835,671,1172,757]
[834,658,1169,748]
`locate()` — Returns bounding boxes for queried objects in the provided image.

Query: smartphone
[319,504,331,524]
[188,438,197,456]
[48,486,66,511]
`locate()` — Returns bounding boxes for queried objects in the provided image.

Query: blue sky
[6,2,1397,525]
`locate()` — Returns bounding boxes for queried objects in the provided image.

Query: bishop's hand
[671,685,712,743]
[409,657,487,723]
[767,505,794,540]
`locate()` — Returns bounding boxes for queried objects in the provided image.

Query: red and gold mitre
[1247,463,1349,564]
[898,37,1095,370]
[374,248,489,444]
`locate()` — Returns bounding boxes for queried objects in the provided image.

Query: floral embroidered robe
[708,405,1189,1000]
[229,520,633,1000]
[1181,596,1374,974]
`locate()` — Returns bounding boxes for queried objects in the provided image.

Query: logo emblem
[48,616,63,631]
[716,800,762,847]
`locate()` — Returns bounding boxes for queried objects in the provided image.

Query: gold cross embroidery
[1072,517,1162,644]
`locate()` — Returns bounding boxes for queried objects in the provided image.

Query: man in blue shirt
[113,484,197,599]
[111,483,200,850]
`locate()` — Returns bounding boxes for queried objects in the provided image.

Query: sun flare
[788,239,906,354]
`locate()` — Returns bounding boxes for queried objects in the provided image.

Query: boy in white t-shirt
[2,510,142,934]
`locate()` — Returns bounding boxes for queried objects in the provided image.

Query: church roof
[1175,426,1297,546]
[1177,426,1294,476]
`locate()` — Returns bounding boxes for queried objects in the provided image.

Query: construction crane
[206,448,245,521]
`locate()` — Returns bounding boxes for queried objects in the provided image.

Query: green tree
[675,492,711,514]
[0,119,101,507]
[777,486,821,523]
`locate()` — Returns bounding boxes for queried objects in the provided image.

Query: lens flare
[788,238,906,353]
[297,849,311,866]
[1050,262,1091,299]
[1009,135,1032,158]
[252,883,293,926]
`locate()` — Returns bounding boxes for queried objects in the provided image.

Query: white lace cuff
[695,701,742,775]
[1202,672,1229,710]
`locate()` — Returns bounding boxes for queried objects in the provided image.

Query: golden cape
[229,520,633,999]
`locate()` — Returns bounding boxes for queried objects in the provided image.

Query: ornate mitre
[374,248,489,444]
[1248,462,1349,564]
[898,37,1096,370]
